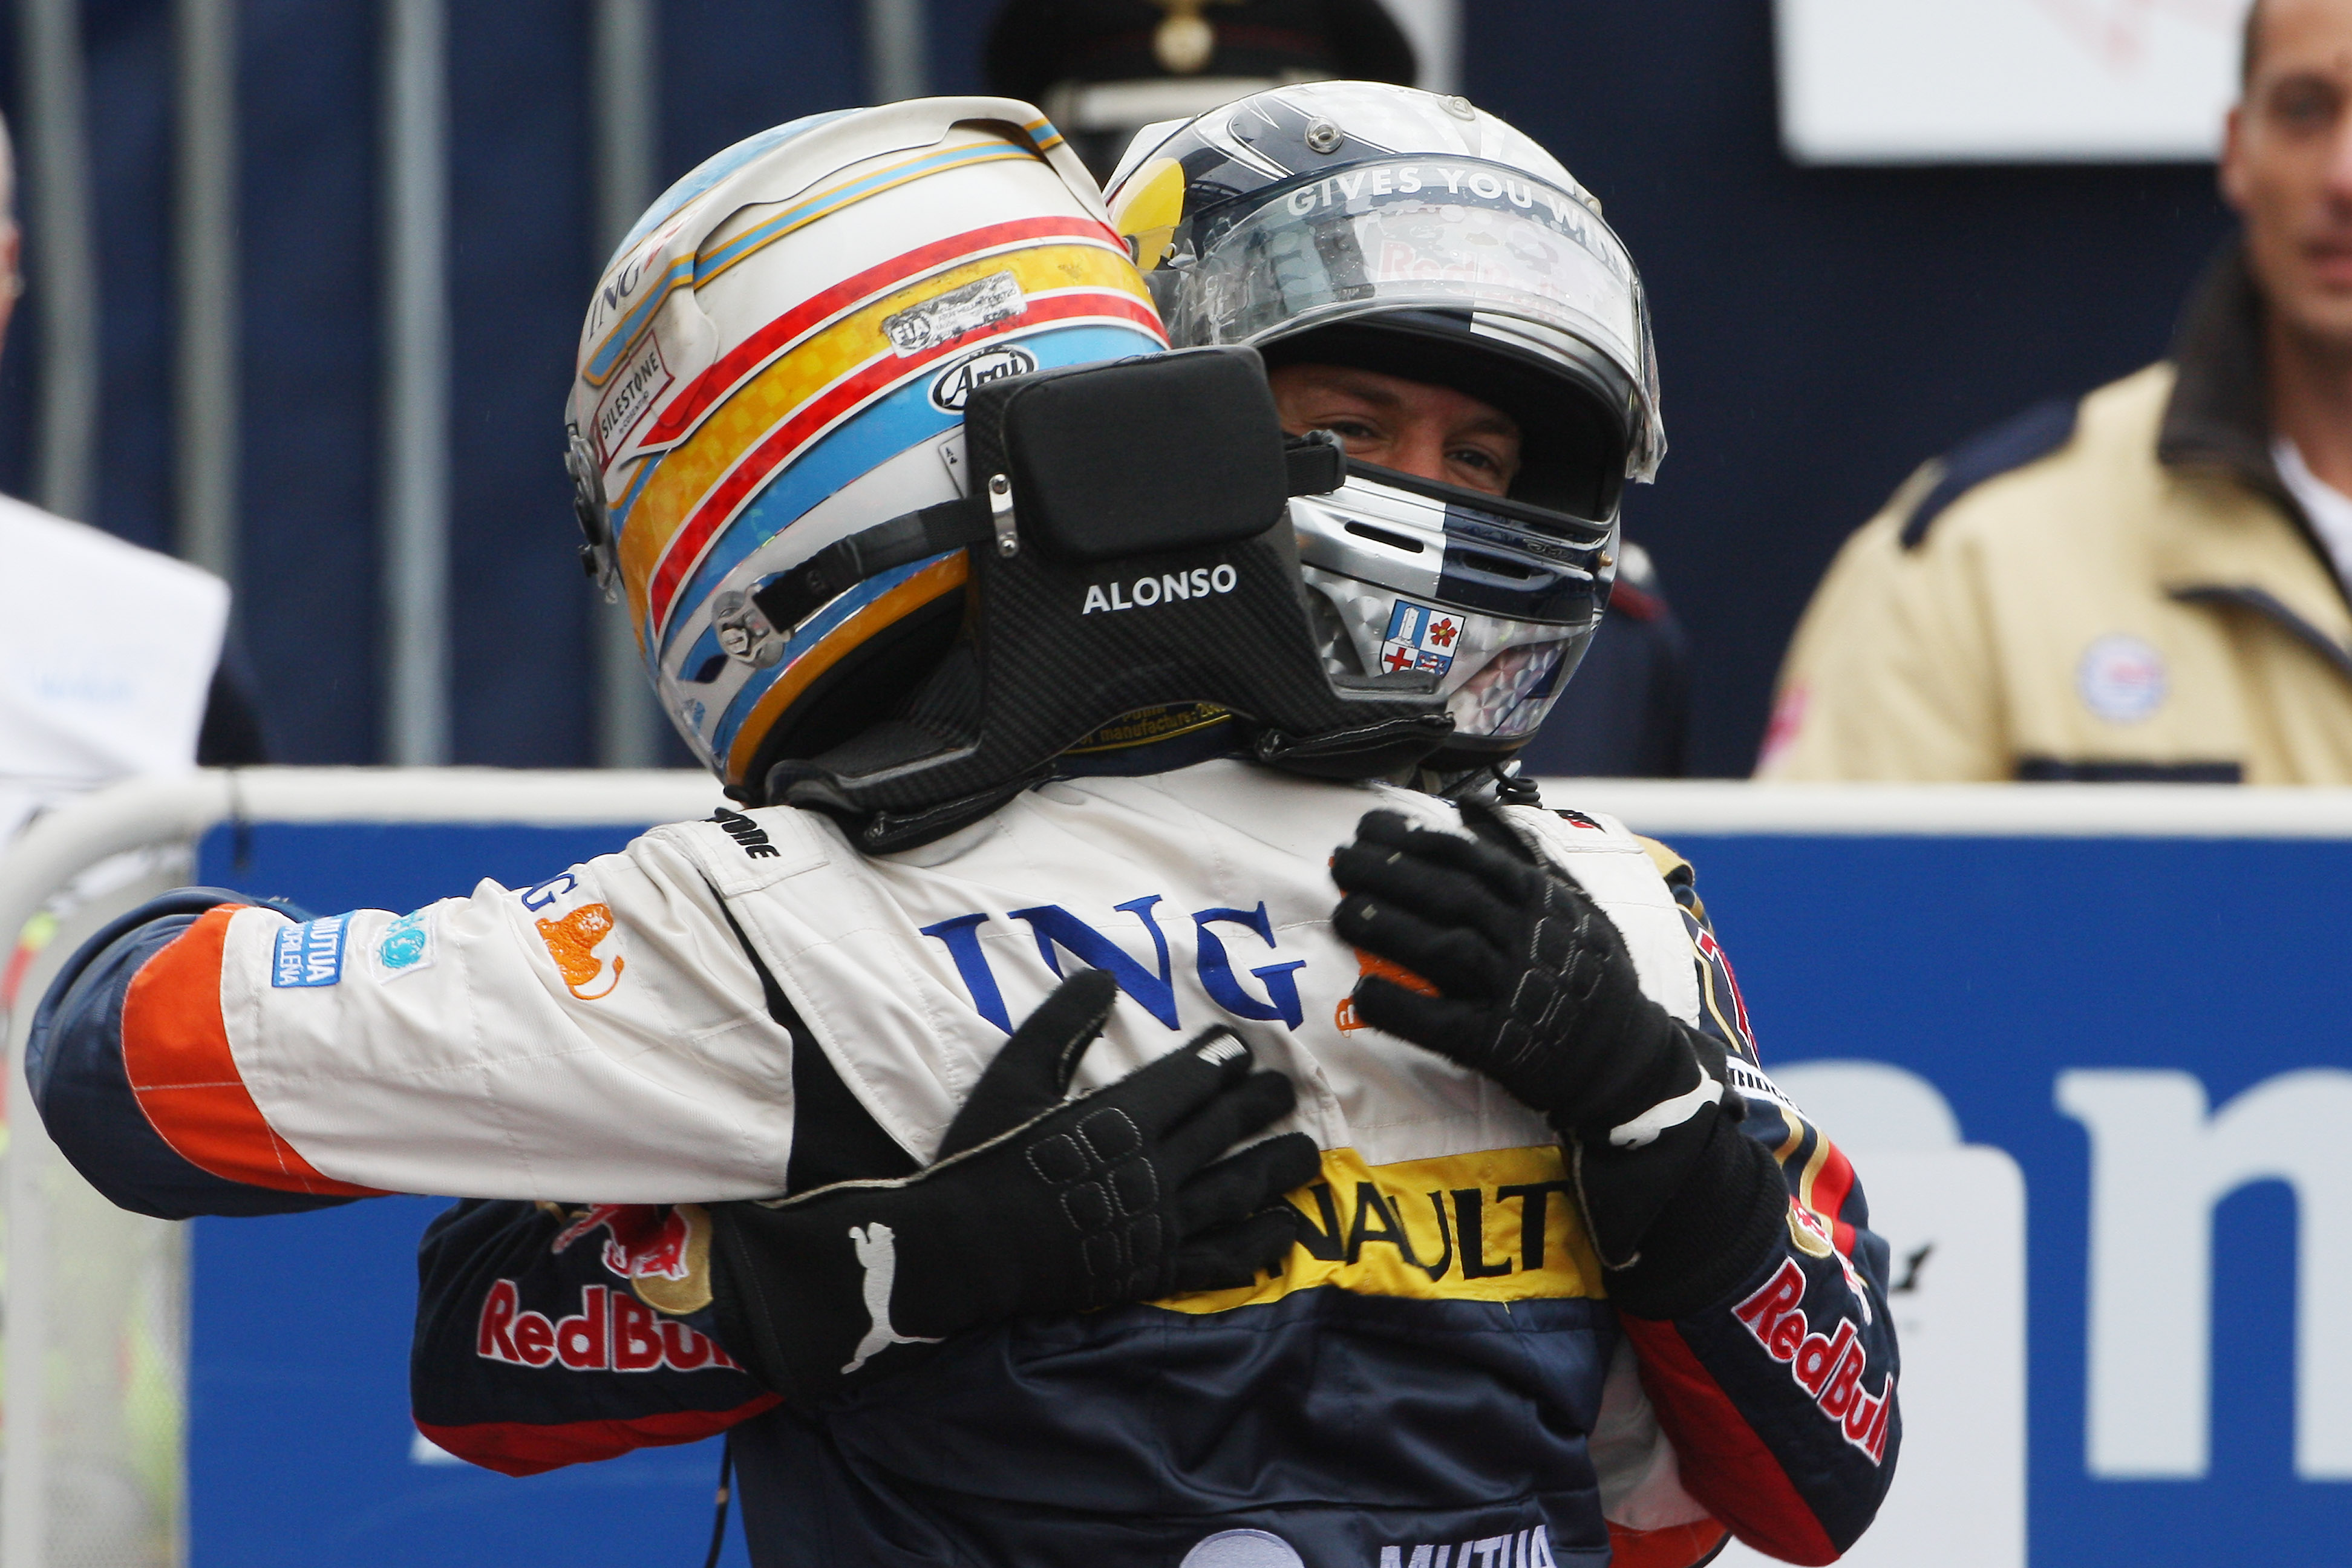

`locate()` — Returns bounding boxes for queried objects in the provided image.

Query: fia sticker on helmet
[2076,634,2166,724]
[881,270,1025,356]
[929,345,1038,413]
[1379,600,1462,677]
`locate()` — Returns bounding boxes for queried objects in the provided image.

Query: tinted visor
[1167,158,1661,478]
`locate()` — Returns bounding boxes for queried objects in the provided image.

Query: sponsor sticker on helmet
[882,271,1026,356]
[1379,600,1461,676]
[592,332,672,465]
[929,345,1037,411]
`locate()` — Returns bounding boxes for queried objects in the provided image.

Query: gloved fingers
[1330,892,1505,998]
[1174,1130,1320,1235]
[1347,809,1543,907]
[1349,976,1492,1057]
[1083,1023,1261,1140]
[1157,1074,1302,1184]
[939,969,1119,1157]
[1329,843,1522,953]
[1167,1207,1307,1294]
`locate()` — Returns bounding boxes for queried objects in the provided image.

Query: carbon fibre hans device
[766,345,1455,850]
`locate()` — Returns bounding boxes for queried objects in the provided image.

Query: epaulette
[1630,832,1707,927]
[1899,397,2079,549]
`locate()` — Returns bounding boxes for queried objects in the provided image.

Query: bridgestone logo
[1083,564,1237,615]
[593,333,670,463]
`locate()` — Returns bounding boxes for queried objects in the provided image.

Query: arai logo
[928,346,1037,412]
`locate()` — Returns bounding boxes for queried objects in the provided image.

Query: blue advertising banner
[185,815,2352,1566]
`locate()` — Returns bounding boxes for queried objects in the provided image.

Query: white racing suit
[31,758,1896,1567]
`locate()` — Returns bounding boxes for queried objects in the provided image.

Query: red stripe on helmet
[645,289,1162,637]
[641,215,1128,449]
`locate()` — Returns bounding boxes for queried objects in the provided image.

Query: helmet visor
[1166,158,1661,475]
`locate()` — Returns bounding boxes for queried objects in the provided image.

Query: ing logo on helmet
[537,904,626,1001]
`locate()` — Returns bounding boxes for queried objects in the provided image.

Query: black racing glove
[1331,809,1782,1312]
[1330,808,1718,1140]
[707,970,1318,1400]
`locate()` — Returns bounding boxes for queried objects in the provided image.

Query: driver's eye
[2272,79,2342,131]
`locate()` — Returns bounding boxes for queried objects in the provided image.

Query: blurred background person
[985,0,1419,179]
[0,106,263,852]
[989,0,1695,775]
[1759,0,2352,785]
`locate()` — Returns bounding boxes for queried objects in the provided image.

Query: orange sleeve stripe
[1606,1519,1730,1568]
[120,906,386,1198]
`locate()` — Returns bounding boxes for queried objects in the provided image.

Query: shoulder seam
[1899,397,2080,550]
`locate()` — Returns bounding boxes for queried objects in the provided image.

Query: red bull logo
[554,1203,695,1280]
[476,1281,742,1373]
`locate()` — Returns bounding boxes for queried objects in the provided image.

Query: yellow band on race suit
[1157,1143,1603,1316]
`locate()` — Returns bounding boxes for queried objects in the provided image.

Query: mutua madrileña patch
[272,913,350,988]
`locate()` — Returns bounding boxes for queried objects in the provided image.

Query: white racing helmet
[1103,82,1664,765]
[566,99,1167,792]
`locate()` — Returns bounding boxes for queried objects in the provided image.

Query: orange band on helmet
[643,216,1122,453]
[622,244,1154,636]
[722,552,972,787]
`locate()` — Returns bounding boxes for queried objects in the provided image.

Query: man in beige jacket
[1760,0,2352,784]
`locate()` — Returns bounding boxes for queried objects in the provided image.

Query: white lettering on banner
[2057,1068,2352,1479]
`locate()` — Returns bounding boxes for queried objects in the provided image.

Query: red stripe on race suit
[1810,1142,1860,1259]
[645,286,1161,634]
[1616,1315,1840,1567]
[120,906,384,1198]
[1606,1519,1730,1568]
[414,1396,782,1478]
[641,214,1129,448]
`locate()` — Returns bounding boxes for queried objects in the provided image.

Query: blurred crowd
[2,0,2348,834]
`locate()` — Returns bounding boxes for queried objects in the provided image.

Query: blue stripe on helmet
[705,551,958,762]
[608,110,857,270]
[661,321,1166,657]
